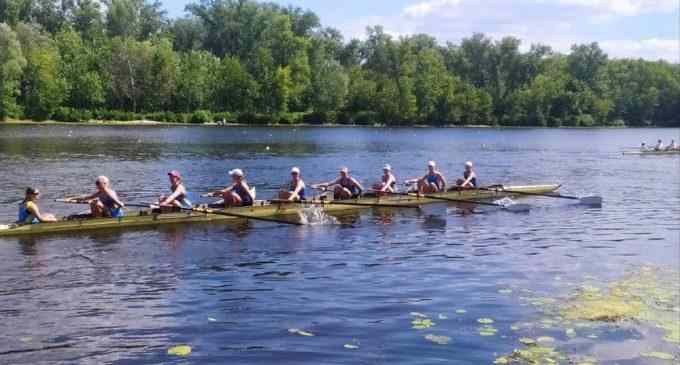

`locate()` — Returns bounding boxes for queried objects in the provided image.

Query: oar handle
[181,206,304,226]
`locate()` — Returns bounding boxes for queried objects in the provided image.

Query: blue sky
[162,0,679,61]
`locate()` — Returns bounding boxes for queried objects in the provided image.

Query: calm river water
[0,125,678,364]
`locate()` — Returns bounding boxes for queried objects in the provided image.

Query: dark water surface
[0,125,678,364]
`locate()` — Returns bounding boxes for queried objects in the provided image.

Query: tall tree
[0,23,27,119]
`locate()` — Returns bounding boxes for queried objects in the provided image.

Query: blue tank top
[17,202,38,224]
[426,174,439,185]
[233,184,253,206]
[99,194,124,218]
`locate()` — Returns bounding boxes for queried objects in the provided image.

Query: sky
[162,0,680,62]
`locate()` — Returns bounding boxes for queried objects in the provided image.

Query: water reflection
[0,125,678,364]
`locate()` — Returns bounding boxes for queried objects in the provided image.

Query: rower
[666,139,677,151]
[640,142,648,152]
[17,187,57,224]
[654,139,664,151]
[159,170,192,211]
[279,167,306,201]
[417,161,446,194]
[207,169,255,207]
[456,161,478,189]
[372,164,396,194]
[313,167,364,200]
[69,176,125,218]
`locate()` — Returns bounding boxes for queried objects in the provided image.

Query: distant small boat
[622,150,680,156]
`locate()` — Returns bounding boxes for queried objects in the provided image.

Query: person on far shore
[279,167,306,201]
[372,164,397,195]
[17,187,58,224]
[455,161,478,189]
[654,139,664,151]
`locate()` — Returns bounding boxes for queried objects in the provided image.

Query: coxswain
[17,187,57,224]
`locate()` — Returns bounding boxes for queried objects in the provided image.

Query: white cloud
[337,0,679,61]
[555,0,677,16]
[600,38,680,60]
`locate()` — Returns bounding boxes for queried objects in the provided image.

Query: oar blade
[505,203,531,213]
[579,196,603,207]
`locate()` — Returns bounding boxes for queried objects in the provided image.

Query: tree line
[1,0,678,127]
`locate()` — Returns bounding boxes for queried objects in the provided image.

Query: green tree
[175,50,217,112]
[0,23,27,119]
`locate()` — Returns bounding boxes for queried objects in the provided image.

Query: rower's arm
[352,178,364,194]
[105,188,125,208]
[383,175,396,191]
[161,186,184,205]
[439,174,447,189]
[461,172,475,187]
[289,182,304,200]
[241,182,255,200]
[73,192,97,203]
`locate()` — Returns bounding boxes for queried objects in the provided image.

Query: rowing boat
[0,184,559,237]
[622,150,680,156]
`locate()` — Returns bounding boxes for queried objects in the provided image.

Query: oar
[270,199,420,209]
[180,206,304,226]
[56,199,152,209]
[479,187,602,206]
[384,192,531,213]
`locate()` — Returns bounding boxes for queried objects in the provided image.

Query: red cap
[168,170,182,179]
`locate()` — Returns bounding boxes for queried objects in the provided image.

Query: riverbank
[1,119,652,129]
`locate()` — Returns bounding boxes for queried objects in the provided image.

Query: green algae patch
[508,346,567,365]
[424,334,451,345]
[493,356,509,364]
[167,345,192,356]
[477,318,494,324]
[478,325,498,336]
[562,296,643,322]
[412,318,435,330]
[455,309,467,314]
[288,328,315,337]
[640,351,674,361]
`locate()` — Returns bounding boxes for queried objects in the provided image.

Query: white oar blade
[505,204,531,213]
[579,196,603,206]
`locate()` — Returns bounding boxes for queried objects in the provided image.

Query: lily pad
[167,345,192,356]
[498,289,513,294]
[412,318,435,330]
[493,356,509,364]
[455,309,467,314]
[343,344,359,350]
[288,328,314,337]
[477,318,494,324]
[519,337,536,346]
[640,351,674,360]
[537,336,555,343]
[424,334,451,345]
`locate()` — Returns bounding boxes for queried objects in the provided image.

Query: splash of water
[297,206,339,225]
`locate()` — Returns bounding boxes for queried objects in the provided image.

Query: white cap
[291,167,300,174]
[428,161,436,167]
[465,161,473,167]
[383,164,391,171]
[229,169,244,177]
[340,167,349,173]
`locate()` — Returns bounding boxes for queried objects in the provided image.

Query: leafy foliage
[0,0,677,126]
